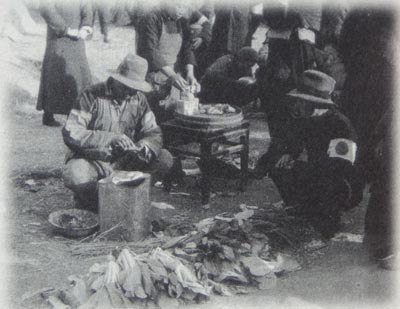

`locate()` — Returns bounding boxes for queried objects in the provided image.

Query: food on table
[198,104,236,115]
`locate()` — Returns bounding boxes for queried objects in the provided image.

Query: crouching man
[199,47,259,107]
[62,54,174,210]
[263,70,362,238]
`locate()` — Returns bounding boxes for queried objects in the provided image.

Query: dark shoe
[311,213,341,240]
[103,34,111,43]
[43,113,61,127]
[249,169,266,180]
[377,253,400,270]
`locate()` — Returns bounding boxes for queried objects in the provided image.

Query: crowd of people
[33,0,396,269]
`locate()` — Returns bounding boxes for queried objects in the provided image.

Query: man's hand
[110,134,140,157]
[78,26,93,40]
[192,37,203,49]
[275,154,295,169]
[186,72,199,90]
[169,74,189,91]
[66,28,79,40]
[236,77,256,86]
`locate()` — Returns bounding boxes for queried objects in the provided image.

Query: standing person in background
[252,0,323,178]
[338,8,396,267]
[92,0,113,43]
[37,0,93,127]
[187,2,215,79]
[319,0,348,49]
[207,2,252,63]
[136,0,199,124]
[364,107,395,268]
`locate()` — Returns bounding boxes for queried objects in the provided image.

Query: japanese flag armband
[297,28,316,44]
[327,138,357,164]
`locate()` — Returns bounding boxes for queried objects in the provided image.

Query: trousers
[63,149,174,210]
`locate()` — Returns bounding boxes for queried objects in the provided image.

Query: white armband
[327,138,357,164]
[298,28,315,44]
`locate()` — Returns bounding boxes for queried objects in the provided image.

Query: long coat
[338,8,395,178]
[37,0,93,115]
[207,4,251,63]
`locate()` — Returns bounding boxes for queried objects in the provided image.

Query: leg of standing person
[97,2,113,43]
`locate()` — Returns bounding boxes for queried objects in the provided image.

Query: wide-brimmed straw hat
[286,70,336,106]
[110,54,152,93]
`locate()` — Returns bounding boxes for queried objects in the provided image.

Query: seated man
[62,54,174,210]
[199,47,259,106]
[262,70,362,238]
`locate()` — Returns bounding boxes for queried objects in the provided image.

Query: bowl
[48,209,99,238]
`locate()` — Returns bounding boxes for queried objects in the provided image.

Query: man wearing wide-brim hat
[62,54,174,210]
[258,70,363,238]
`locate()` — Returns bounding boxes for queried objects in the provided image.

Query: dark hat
[110,54,152,93]
[286,70,336,106]
[236,47,259,63]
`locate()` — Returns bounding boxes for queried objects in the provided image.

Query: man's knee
[63,159,99,191]
[155,149,174,176]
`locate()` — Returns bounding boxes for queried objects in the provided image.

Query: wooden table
[161,120,250,204]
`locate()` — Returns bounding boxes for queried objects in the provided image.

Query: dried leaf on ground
[253,273,277,290]
[162,235,189,250]
[150,201,176,210]
[221,245,236,261]
[240,256,273,277]
[138,262,156,299]
[210,281,233,296]
[174,248,199,263]
[78,284,132,309]
[234,209,254,225]
[59,276,90,307]
[304,239,327,251]
[169,272,179,286]
[276,254,301,273]
[262,254,301,273]
[215,270,248,284]
[147,258,168,281]
[47,295,71,309]
[195,218,216,234]
[104,261,120,285]
[175,264,209,297]
[151,248,181,270]
[331,233,363,243]
[214,213,234,222]
[229,286,250,295]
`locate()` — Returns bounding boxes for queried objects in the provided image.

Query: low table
[161,120,250,204]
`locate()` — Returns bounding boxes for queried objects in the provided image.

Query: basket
[48,209,99,238]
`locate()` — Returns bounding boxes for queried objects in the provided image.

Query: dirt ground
[2,20,399,309]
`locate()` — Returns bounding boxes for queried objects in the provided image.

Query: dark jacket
[200,54,254,104]
[268,108,356,167]
[338,8,395,171]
